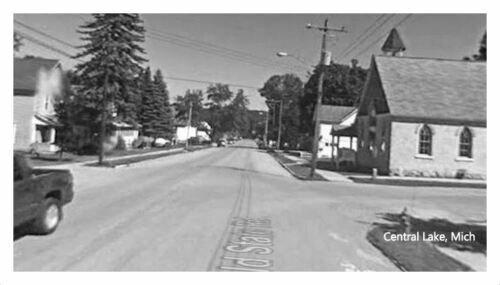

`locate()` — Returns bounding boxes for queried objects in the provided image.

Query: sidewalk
[349,174,486,189]
[279,151,486,188]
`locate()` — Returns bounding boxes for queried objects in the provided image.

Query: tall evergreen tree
[140,67,156,137]
[73,13,146,163]
[152,69,175,138]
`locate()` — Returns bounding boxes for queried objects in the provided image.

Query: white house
[317,105,357,158]
[14,57,63,150]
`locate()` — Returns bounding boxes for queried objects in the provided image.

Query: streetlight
[276,51,314,68]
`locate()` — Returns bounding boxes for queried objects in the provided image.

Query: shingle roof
[318,105,355,124]
[14,57,59,93]
[374,55,486,123]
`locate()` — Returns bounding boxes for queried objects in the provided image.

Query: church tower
[381,28,406,56]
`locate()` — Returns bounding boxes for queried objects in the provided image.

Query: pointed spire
[382,28,406,56]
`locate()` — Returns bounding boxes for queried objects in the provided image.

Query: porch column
[49,128,56,143]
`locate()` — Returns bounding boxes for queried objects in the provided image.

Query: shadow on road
[14,225,31,241]
[228,145,257,150]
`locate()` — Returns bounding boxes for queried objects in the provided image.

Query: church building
[355,29,486,179]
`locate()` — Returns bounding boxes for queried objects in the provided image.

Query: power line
[146,30,305,73]
[147,33,282,71]
[16,17,306,74]
[14,28,262,91]
[14,30,80,61]
[15,20,78,50]
[336,14,397,62]
[350,14,413,60]
[165,76,261,90]
[334,14,389,61]
[147,27,305,71]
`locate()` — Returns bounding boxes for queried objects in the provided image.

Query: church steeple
[382,28,406,56]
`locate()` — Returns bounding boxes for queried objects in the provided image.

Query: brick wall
[389,122,486,179]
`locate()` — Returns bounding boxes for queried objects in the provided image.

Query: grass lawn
[367,212,485,271]
[84,144,211,168]
[268,150,326,181]
[28,144,187,167]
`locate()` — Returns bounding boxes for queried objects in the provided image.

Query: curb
[349,177,486,189]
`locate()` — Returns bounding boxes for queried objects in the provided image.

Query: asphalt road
[14,140,486,271]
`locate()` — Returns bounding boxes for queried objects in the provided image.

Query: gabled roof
[381,28,406,53]
[318,105,356,124]
[14,57,60,94]
[367,55,486,124]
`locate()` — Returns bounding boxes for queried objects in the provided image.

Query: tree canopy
[259,73,304,149]
[300,62,367,133]
[463,31,486,61]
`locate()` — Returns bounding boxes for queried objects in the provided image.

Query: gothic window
[459,127,472,158]
[418,125,432,155]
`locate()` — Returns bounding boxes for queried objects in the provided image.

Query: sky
[14,14,486,110]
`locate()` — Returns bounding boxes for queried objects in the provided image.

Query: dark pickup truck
[14,151,74,234]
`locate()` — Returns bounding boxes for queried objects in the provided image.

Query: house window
[459,127,472,158]
[418,125,432,155]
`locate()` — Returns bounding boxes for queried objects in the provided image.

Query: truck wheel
[32,198,62,234]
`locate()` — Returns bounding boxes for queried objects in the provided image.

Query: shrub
[115,135,127,150]
[77,143,98,155]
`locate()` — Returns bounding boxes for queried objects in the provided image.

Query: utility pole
[265,99,282,149]
[308,18,347,178]
[277,100,283,149]
[98,72,109,165]
[264,110,269,147]
[185,100,193,150]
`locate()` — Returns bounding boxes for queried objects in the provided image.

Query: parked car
[227,138,235,145]
[257,141,266,149]
[153,138,171,147]
[217,139,227,147]
[29,142,61,157]
[14,152,74,234]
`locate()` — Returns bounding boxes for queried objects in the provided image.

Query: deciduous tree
[259,74,303,149]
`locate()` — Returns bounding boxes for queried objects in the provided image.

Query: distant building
[356,29,486,179]
[110,121,139,149]
[175,121,211,143]
[331,107,358,155]
[14,57,63,150]
[317,105,357,158]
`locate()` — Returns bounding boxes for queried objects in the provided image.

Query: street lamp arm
[276,51,313,69]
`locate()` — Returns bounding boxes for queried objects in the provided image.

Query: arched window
[459,127,473,158]
[418,125,432,155]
